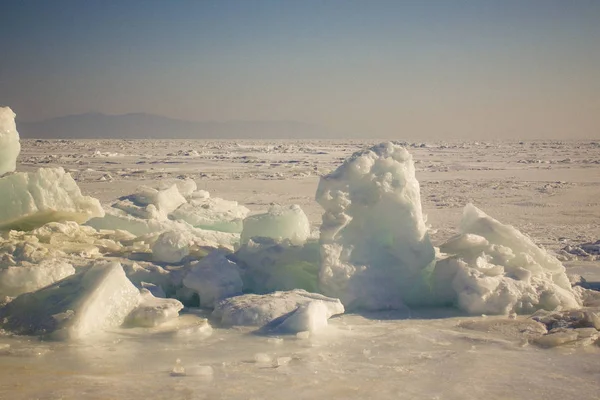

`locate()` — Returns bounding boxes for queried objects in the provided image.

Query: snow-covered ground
[2,138,600,399]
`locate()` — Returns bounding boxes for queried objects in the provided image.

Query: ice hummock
[316,142,436,310]
[0,262,140,340]
[0,167,105,231]
[434,204,582,315]
[240,204,311,245]
[0,107,20,176]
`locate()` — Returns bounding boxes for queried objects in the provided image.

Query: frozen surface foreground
[1,138,599,399]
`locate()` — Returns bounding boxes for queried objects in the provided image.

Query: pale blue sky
[1,0,599,139]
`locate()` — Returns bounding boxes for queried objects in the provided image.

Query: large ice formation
[240,204,311,245]
[0,262,140,340]
[212,289,344,328]
[316,142,436,310]
[434,204,582,315]
[0,168,105,231]
[182,250,243,308]
[0,107,20,176]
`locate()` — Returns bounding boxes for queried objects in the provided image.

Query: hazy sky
[1,0,599,139]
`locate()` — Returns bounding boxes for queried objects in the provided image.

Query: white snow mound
[0,167,104,231]
[316,142,436,310]
[0,107,20,176]
[434,204,582,315]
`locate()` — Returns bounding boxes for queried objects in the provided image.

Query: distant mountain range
[17,113,333,139]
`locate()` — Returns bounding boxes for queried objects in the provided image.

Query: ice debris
[241,204,310,245]
[232,238,320,294]
[212,289,344,331]
[152,230,191,264]
[0,259,75,297]
[316,142,436,310]
[182,250,243,308]
[0,168,105,231]
[0,107,20,176]
[126,288,183,327]
[0,262,140,340]
[434,204,582,315]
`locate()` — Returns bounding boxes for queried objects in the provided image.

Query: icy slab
[434,204,582,315]
[213,289,344,327]
[0,259,75,297]
[0,107,20,176]
[152,230,190,264]
[157,178,197,198]
[126,289,183,327]
[233,238,320,294]
[0,167,104,231]
[170,196,249,233]
[182,250,243,308]
[0,262,140,340]
[316,142,436,310]
[241,204,310,245]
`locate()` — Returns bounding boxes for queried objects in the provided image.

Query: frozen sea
[1,139,600,399]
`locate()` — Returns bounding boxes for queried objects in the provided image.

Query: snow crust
[0,107,20,176]
[241,204,310,245]
[0,262,140,340]
[435,204,582,315]
[0,168,105,231]
[316,142,436,310]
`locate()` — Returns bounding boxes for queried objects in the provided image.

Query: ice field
[1,107,600,399]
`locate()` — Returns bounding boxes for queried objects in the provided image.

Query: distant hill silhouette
[17,113,332,139]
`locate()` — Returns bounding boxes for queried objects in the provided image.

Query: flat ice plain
[1,138,600,399]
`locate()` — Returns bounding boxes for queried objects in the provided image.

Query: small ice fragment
[276,356,292,367]
[296,331,310,340]
[188,365,214,378]
[268,337,284,345]
[254,353,272,364]
[171,359,186,376]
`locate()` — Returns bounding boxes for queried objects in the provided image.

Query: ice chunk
[241,204,310,245]
[434,204,582,315]
[271,300,330,333]
[170,196,249,233]
[128,184,187,216]
[0,167,104,231]
[0,259,75,297]
[126,289,183,327]
[316,142,436,310]
[233,238,320,294]
[152,230,190,264]
[182,250,243,308]
[0,262,140,340]
[158,178,197,198]
[0,107,20,176]
[213,289,344,327]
